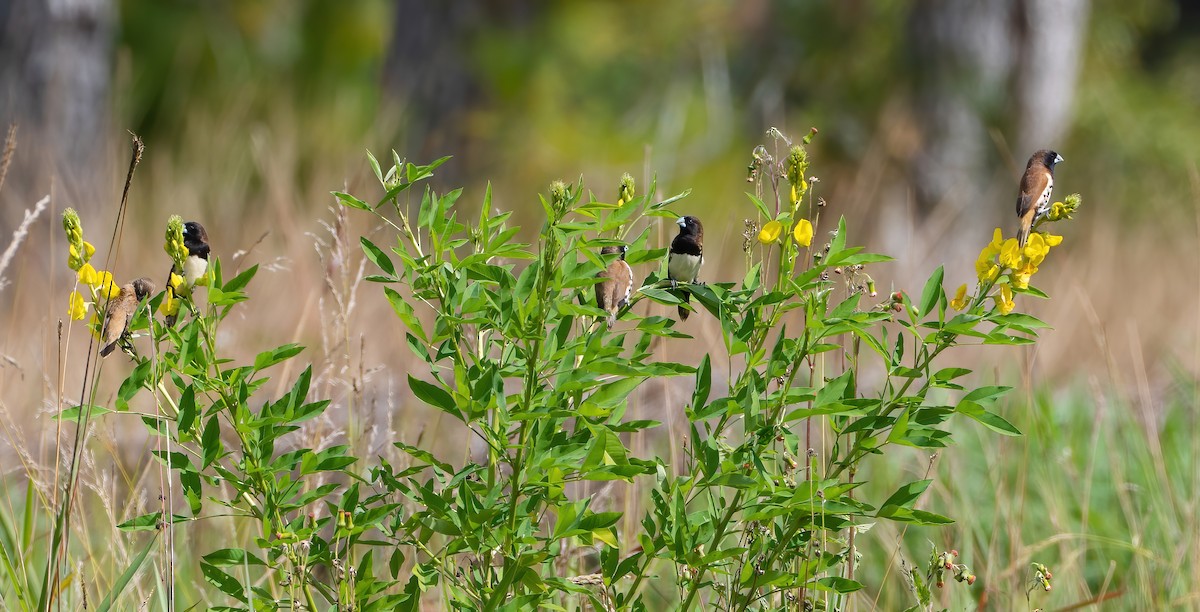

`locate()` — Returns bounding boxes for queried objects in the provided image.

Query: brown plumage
[1016,149,1063,247]
[100,277,156,357]
[595,245,633,329]
[667,216,704,321]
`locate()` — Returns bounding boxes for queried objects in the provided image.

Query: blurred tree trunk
[382,0,485,175]
[381,0,538,178]
[0,0,114,211]
[907,0,1089,219]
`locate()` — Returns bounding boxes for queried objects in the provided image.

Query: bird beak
[676,217,686,228]
[1055,154,1064,164]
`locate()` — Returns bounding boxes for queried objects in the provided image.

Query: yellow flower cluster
[161,216,188,318]
[62,209,120,320]
[756,218,814,248]
[970,227,1063,314]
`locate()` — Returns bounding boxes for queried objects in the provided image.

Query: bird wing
[1017,167,1051,218]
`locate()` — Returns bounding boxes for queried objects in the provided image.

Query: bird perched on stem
[100,278,155,357]
[1016,150,1063,247]
[595,245,633,329]
[668,216,704,321]
[165,220,210,326]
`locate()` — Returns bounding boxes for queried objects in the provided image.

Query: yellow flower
[993,283,1015,314]
[950,284,969,310]
[1012,259,1040,290]
[89,270,118,299]
[169,272,184,292]
[77,263,98,286]
[999,238,1023,270]
[1042,233,1063,247]
[793,218,813,247]
[758,220,783,245]
[790,184,799,205]
[974,228,1005,281]
[67,291,87,320]
[159,290,180,317]
[1023,233,1049,265]
[975,254,1000,282]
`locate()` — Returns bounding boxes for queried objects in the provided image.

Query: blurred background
[1,0,1199,607]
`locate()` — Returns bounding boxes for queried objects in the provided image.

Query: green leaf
[334,191,371,211]
[116,512,163,531]
[203,549,266,567]
[746,193,772,219]
[812,576,864,594]
[385,287,427,343]
[202,416,222,468]
[879,479,932,510]
[408,375,459,418]
[201,562,247,603]
[361,236,396,277]
[957,400,1022,436]
[963,385,1011,403]
[692,355,711,412]
[919,265,944,318]
[253,344,303,371]
[55,404,110,422]
[222,264,258,294]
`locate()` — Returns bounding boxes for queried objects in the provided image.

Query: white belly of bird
[668,253,702,283]
[184,255,208,286]
[1036,177,1054,217]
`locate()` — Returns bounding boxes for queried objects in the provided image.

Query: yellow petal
[994,284,1015,314]
[999,239,1023,269]
[793,219,814,247]
[159,291,180,316]
[991,228,1004,248]
[758,220,783,245]
[67,291,87,320]
[77,263,97,286]
[950,284,969,311]
[1042,233,1063,247]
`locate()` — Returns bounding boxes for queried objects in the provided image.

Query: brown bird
[668,215,704,320]
[595,245,633,329]
[1016,149,1063,247]
[100,277,156,357]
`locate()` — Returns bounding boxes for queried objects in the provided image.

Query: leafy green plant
[333,129,1080,610]
[46,128,1078,610]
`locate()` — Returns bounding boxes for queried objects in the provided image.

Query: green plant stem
[679,490,744,610]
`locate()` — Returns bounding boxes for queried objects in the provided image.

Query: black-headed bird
[165,221,210,326]
[100,277,155,357]
[667,215,704,321]
[1016,150,1063,247]
[595,245,633,329]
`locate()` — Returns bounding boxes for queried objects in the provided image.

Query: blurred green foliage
[114,0,1199,224]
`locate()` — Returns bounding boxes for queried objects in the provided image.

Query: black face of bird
[182,221,209,249]
[675,215,703,237]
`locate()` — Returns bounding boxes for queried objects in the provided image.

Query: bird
[667,215,704,321]
[595,245,633,329]
[1016,149,1063,247]
[100,277,156,357]
[165,221,210,326]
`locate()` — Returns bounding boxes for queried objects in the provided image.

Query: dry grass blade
[0,195,49,293]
